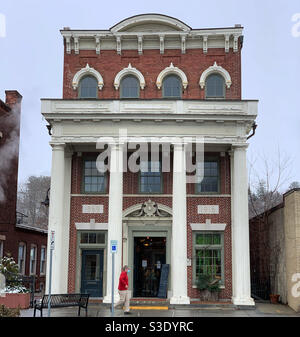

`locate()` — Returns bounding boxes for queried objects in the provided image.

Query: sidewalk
[20,302,300,317]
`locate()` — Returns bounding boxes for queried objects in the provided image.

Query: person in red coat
[114,265,131,314]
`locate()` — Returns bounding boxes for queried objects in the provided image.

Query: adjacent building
[0,90,47,292]
[42,14,258,306]
[250,189,300,312]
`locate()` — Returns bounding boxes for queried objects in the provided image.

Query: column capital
[50,143,66,151]
[231,143,249,151]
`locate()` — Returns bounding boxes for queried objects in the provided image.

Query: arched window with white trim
[78,75,98,98]
[120,75,140,98]
[205,74,225,99]
[162,75,182,98]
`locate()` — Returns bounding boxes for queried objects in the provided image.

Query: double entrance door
[133,236,166,297]
[81,249,103,297]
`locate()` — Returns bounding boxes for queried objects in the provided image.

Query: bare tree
[17,176,50,230]
[288,181,300,190]
[248,148,292,218]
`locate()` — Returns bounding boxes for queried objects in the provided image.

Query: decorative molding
[203,35,208,54]
[95,35,101,54]
[65,36,71,54]
[116,36,121,55]
[73,36,79,54]
[199,62,232,89]
[225,34,230,53]
[138,35,143,55]
[72,64,104,90]
[123,201,172,218]
[159,35,164,54]
[233,34,239,52]
[114,63,146,90]
[156,63,188,90]
[181,35,186,54]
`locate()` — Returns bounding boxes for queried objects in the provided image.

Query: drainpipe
[247,122,257,140]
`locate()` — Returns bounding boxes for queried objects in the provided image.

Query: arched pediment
[72,64,104,90]
[110,14,191,33]
[156,63,188,90]
[114,64,146,90]
[199,62,232,89]
[123,200,172,218]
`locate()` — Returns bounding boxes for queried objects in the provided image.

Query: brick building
[250,189,300,312]
[0,90,47,292]
[42,14,258,306]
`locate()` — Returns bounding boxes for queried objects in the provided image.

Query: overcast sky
[1,0,299,191]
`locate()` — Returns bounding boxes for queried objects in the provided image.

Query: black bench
[33,293,90,317]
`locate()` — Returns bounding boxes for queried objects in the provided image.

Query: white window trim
[199,62,232,89]
[18,242,26,275]
[40,245,46,275]
[114,63,145,90]
[30,244,37,276]
[72,63,104,90]
[156,62,188,90]
[0,240,3,259]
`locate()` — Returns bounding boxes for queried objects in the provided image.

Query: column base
[103,293,120,304]
[232,296,255,307]
[170,296,190,305]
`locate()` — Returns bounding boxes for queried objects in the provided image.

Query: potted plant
[269,294,280,304]
[196,272,221,301]
[0,255,30,309]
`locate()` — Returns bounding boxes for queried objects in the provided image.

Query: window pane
[81,233,89,244]
[163,75,182,98]
[79,76,98,98]
[121,76,139,98]
[83,159,105,193]
[206,74,225,98]
[96,233,105,244]
[196,160,219,193]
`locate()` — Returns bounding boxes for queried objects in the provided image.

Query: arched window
[205,74,225,98]
[120,75,139,98]
[79,76,98,98]
[162,75,182,98]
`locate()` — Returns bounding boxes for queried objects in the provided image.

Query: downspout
[247,122,257,140]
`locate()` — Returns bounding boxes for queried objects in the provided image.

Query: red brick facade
[63,48,241,100]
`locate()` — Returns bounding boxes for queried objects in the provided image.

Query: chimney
[5,90,22,107]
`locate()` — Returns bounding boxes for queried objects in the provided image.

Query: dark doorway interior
[133,237,166,297]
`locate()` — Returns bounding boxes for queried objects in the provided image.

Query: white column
[103,143,123,303]
[231,145,255,306]
[170,142,190,304]
[46,143,66,294]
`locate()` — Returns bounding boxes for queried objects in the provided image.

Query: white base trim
[170,296,190,305]
[232,296,255,306]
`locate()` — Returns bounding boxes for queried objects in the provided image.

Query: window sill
[192,285,225,289]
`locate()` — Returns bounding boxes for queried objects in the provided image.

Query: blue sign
[110,240,118,253]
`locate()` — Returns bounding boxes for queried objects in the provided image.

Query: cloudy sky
[1,0,299,190]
